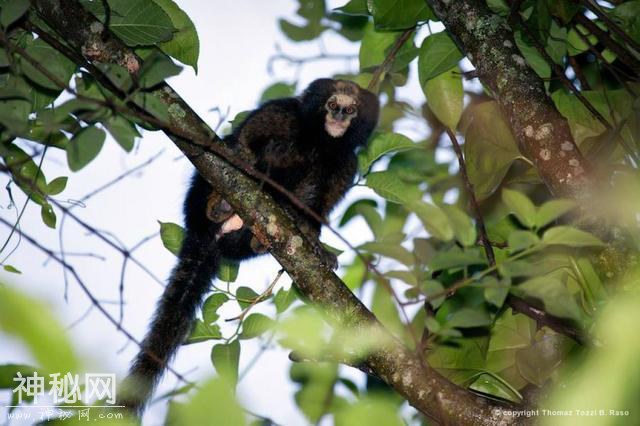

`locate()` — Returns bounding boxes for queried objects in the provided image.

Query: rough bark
[425,0,634,281]
[28,0,523,423]
[426,0,594,201]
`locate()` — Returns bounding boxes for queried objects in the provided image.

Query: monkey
[119,78,379,414]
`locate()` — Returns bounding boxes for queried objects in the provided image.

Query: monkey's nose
[332,111,345,121]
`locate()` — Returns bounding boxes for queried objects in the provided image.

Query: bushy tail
[119,227,220,414]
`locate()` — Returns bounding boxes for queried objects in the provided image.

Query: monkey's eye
[345,105,356,115]
[328,101,338,111]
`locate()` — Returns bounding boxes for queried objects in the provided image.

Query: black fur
[120,79,379,414]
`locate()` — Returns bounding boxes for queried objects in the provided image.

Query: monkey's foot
[216,214,244,240]
[207,197,234,223]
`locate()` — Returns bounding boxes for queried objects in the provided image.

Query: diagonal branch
[27,0,523,423]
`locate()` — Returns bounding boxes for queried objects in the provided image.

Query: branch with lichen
[425,0,636,283]
[27,0,524,423]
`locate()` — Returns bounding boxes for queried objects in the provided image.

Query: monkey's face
[324,94,358,138]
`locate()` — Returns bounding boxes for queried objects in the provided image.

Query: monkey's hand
[313,242,338,270]
[298,222,338,269]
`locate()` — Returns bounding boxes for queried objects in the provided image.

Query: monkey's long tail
[119,226,220,414]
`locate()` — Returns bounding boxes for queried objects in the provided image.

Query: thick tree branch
[426,0,594,201]
[424,0,637,284]
[28,0,523,423]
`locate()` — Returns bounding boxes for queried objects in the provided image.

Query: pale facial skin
[324,93,358,138]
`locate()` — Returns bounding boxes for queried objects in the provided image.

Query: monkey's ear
[303,79,335,98]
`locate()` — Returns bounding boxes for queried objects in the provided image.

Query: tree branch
[28,0,523,423]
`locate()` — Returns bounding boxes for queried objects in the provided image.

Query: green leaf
[0,0,30,28]
[502,189,536,229]
[229,110,250,133]
[260,82,296,103]
[371,0,433,30]
[489,308,534,351]
[552,89,634,143]
[2,265,21,274]
[66,126,106,172]
[186,320,222,344]
[104,115,140,152]
[339,199,382,237]
[541,226,604,248]
[514,31,550,78]
[217,259,239,282]
[421,279,445,309]
[441,204,476,247]
[83,0,175,46]
[153,0,200,72]
[334,0,370,16]
[40,202,56,229]
[515,276,583,321]
[171,377,245,425]
[371,281,404,338]
[158,221,185,255]
[241,313,274,339]
[359,22,396,70]
[566,24,596,56]
[447,308,493,328]
[0,142,48,204]
[481,276,510,308]
[138,51,182,88]
[358,241,414,266]
[211,339,240,388]
[202,293,229,325]
[407,200,454,241]
[274,287,298,314]
[341,256,368,290]
[365,171,421,203]
[279,18,327,41]
[486,0,509,14]
[46,176,68,196]
[469,373,521,403]
[0,284,80,374]
[335,395,404,426]
[357,132,416,174]
[535,199,576,228]
[20,38,76,91]
[236,286,258,309]
[429,247,486,271]
[463,101,522,200]
[423,66,463,130]
[546,21,567,64]
[418,32,463,83]
[508,230,540,252]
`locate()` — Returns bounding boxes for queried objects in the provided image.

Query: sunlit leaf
[153,0,200,72]
[502,189,536,229]
[211,340,240,388]
[418,31,463,82]
[541,226,604,248]
[241,313,274,339]
[422,66,463,130]
[158,221,185,255]
[0,284,80,374]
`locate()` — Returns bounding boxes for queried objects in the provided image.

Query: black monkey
[120,79,379,413]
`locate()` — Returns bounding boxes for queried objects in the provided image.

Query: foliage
[0,0,639,424]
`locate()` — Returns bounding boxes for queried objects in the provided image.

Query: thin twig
[367,28,414,91]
